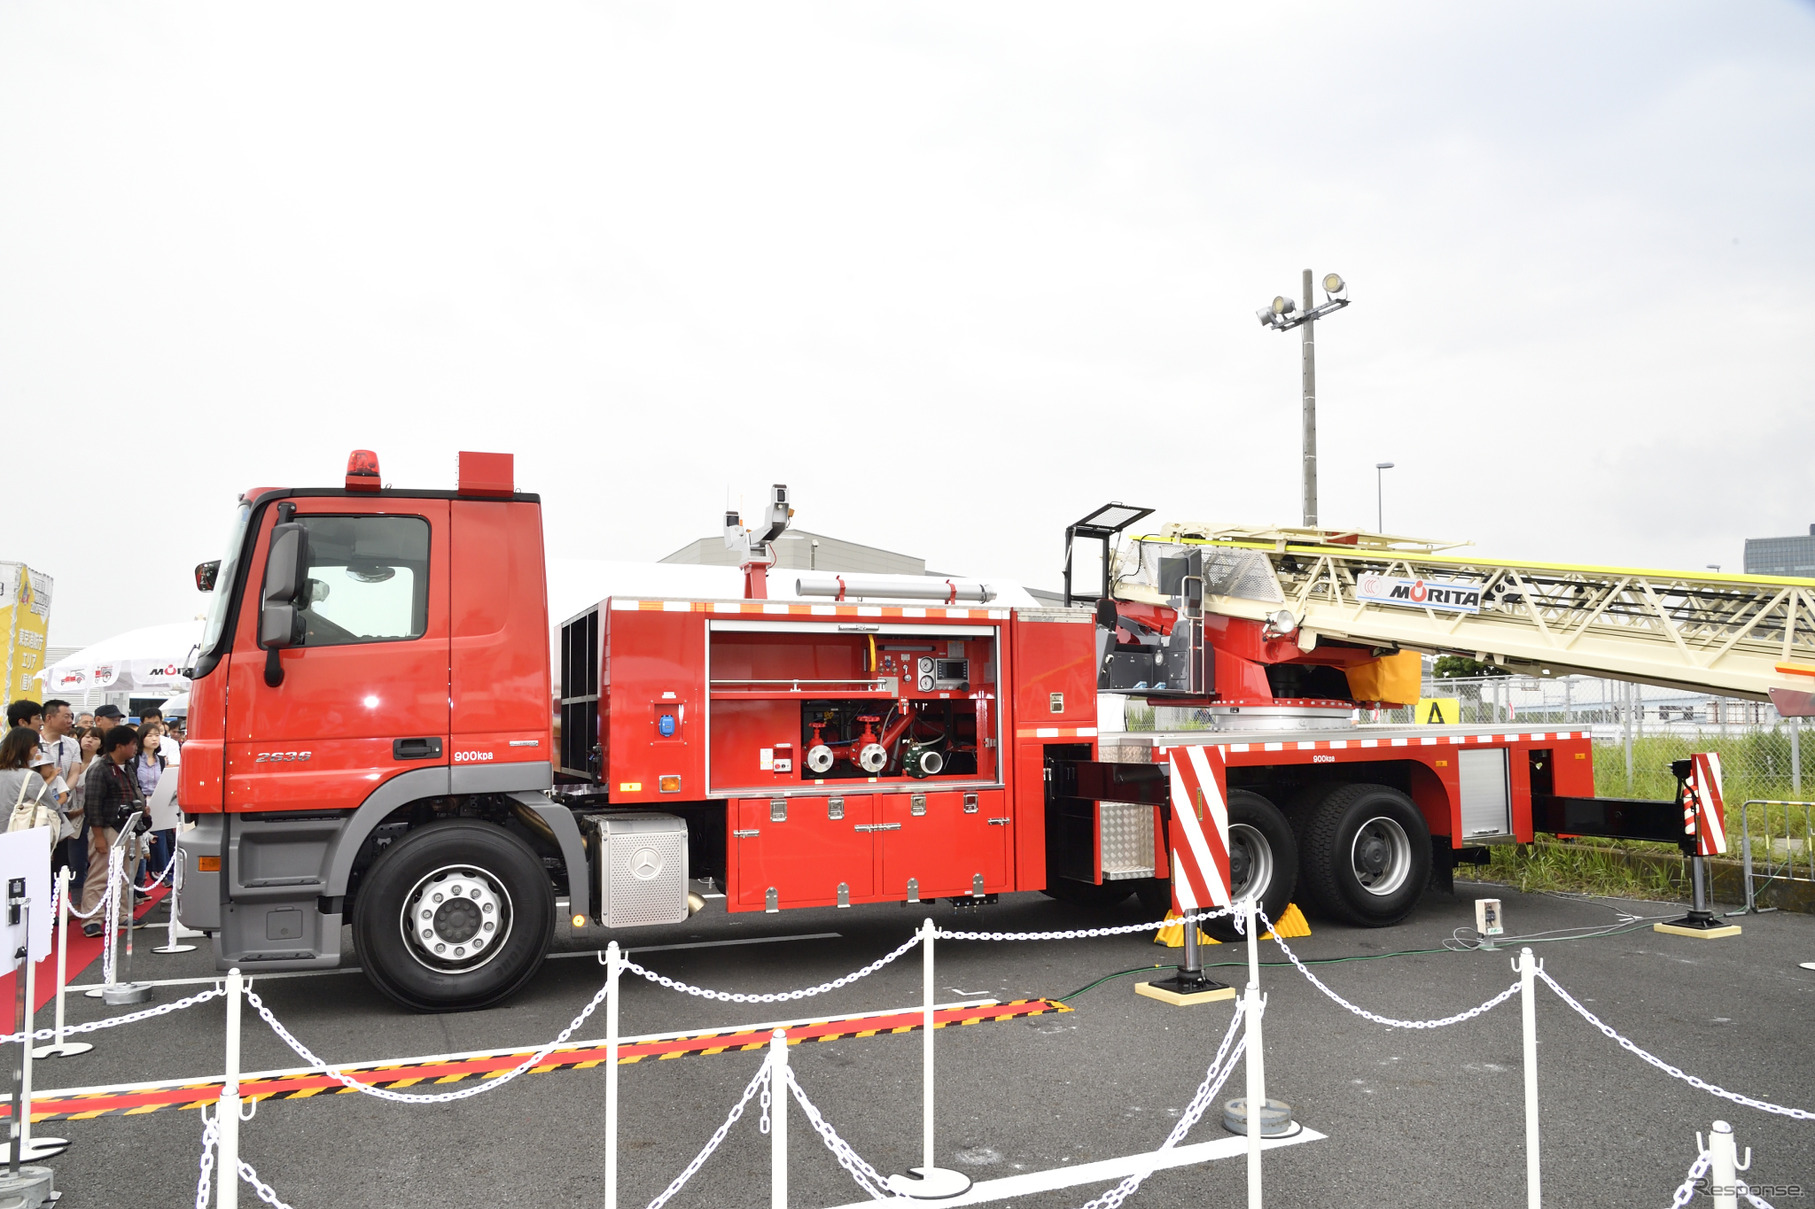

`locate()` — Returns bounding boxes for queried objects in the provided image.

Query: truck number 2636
[254,751,312,763]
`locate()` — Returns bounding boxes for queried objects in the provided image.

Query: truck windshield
[199,503,252,656]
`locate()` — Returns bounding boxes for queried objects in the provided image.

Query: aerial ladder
[1067,505,1815,712]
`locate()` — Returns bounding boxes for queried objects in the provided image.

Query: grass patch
[1459,840,1686,902]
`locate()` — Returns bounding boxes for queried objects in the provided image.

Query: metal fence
[1394,675,1811,806]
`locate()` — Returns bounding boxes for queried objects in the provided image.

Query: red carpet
[0,883,173,1016]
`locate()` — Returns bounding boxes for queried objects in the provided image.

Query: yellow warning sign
[1416,697,1460,724]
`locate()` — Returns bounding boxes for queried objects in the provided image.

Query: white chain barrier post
[1702,1120,1749,1209]
[889,917,970,1199]
[1243,896,1264,1209]
[155,848,196,955]
[218,968,243,1209]
[87,845,124,997]
[105,818,154,1005]
[15,905,68,1164]
[1517,946,1541,1209]
[769,1028,788,1209]
[33,868,92,1059]
[603,940,619,1209]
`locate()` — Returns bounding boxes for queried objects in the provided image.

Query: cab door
[224,500,451,813]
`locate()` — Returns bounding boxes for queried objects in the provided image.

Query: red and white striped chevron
[1166,744,1232,912]
[1685,751,1727,857]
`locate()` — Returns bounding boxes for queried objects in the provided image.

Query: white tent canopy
[38,620,205,708]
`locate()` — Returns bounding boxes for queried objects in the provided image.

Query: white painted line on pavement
[821,1128,1327,1209]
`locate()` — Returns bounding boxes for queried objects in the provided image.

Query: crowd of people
[2,696,182,938]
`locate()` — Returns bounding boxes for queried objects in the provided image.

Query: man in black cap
[93,704,123,735]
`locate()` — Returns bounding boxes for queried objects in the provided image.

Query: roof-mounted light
[345,449,381,492]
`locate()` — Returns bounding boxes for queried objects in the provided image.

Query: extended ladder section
[1115,524,1815,702]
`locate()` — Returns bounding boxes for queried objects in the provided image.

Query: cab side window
[295,515,430,646]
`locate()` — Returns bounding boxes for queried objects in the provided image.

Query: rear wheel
[1204,790,1298,939]
[1130,791,1298,938]
[1296,783,1430,927]
[352,820,555,1012]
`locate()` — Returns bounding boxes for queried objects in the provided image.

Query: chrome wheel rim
[399,864,513,972]
[1228,822,1274,903]
[1350,816,1413,897]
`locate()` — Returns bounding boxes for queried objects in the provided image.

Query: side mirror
[259,523,310,684]
[195,560,221,592]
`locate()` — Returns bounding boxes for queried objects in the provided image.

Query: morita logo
[1356,573,1484,615]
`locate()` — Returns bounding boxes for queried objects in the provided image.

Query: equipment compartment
[707,621,1001,795]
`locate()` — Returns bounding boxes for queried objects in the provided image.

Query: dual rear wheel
[1058,781,1431,931]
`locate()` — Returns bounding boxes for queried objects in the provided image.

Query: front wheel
[1296,783,1431,927]
[352,820,555,1012]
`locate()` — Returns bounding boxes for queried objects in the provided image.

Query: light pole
[1375,462,1394,533]
[1258,271,1351,528]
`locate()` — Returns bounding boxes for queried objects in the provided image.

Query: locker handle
[733,829,760,838]
[853,823,902,832]
[986,817,1011,826]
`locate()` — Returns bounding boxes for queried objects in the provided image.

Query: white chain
[1667,1151,1711,1209]
[1739,1182,1778,1209]
[782,1067,896,1200]
[64,872,111,920]
[1263,904,1517,1023]
[235,1155,295,1209]
[1538,970,1815,1121]
[196,1111,219,1209]
[1,984,225,1045]
[937,905,1234,943]
[196,1108,295,1209]
[644,1060,771,1209]
[246,977,613,1104]
[101,845,125,982]
[623,932,923,1004]
[140,848,178,891]
[1076,997,1252,1209]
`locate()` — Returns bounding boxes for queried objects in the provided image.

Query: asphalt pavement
[20,880,1815,1208]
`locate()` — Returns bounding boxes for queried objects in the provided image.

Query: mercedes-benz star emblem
[630,847,663,880]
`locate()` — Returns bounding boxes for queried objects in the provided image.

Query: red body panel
[224,499,452,813]
[1008,614,1098,888]
[449,500,552,769]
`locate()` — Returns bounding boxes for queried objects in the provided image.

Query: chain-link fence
[1131,674,1815,854]
[1414,676,1812,844]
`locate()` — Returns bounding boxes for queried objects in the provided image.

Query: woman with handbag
[0,727,58,835]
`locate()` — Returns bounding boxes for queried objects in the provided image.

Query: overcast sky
[4,2,1812,649]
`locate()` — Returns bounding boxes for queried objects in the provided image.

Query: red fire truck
[180,453,1726,1010]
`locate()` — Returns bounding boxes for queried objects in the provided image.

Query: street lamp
[1375,462,1395,533]
[1257,270,1352,528]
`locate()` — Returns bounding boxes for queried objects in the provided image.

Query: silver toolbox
[589,813,691,928]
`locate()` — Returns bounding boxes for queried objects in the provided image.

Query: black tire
[1296,783,1431,927]
[1040,879,1133,909]
[352,820,555,1012]
[1203,790,1299,940]
[1125,792,1298,938]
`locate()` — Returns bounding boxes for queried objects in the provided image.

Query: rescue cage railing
[2,893,1809,1209]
